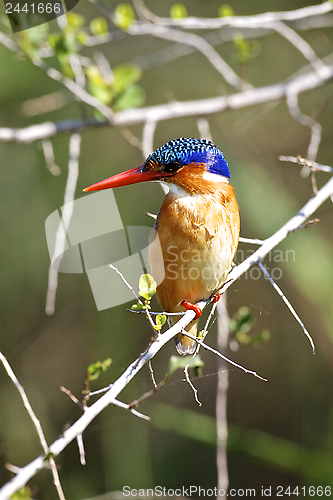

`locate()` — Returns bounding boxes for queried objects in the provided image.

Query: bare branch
[109,264,156,331]
[146,2,333,29]
[76,434,86,466]
[181,330,267,381]
[142,120,157,158]
[0,352,66,500]
[223,175,333,298]
[269,20,329,76]
[0,352,49,454]
[279,155,333,173]
[286,91,323,163]
[148,359,157,388]
[1,61,332,144]
[239,236,265,244]
[111,398,150,420]
[45,133,81,315]
[184,365,202,406]
[33,59,114,122]
[40,139,61,176]
[129,24,245,89]
[257,261,315,354]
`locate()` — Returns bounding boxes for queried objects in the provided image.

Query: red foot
[213,293,221,304]
[181,300,202,320]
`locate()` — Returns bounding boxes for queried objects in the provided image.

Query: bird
[84,137,240,355]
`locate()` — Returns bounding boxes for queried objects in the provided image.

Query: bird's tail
[170,317,199,355]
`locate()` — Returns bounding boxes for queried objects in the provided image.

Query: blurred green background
[0,0,333,498]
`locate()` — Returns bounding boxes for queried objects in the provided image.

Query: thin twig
[109,264,142,302]
[111,398,150,420]
[239,236,265,244]
[129,24,245,90]
[130,381,165,409]
[0,352,66,500]
[76,435,86,466]
[194,301,218,356]
[148,359,157,388]
[197,117,213,142]
[33,59,114,122]
[40,139,61,176]
[89,386,111,397]
[128,308,185,316]
[257,261,315,354]
[180,330,267,381]
[0,352,49,454]
[287,218,320,234]
[184,365,202,406]
[45,133,81,315]
[286,91,322,180]
[109,264,156,330]
[269,20,329,76]
[142,120,157,158]
[279,155,333,173]
[60,386,83,408]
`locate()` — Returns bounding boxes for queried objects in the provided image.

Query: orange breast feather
[150,180,239,313]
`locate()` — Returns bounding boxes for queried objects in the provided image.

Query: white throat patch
[202,172,229,183]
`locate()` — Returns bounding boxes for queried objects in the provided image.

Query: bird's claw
[212,293,221,304]
[181,300,202,320]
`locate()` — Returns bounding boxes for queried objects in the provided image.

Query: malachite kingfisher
[84,138,240,355]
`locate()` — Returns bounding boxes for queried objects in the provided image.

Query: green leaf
[156,314,166,328]
[113,84,145,111]
[114,3,135,31]
[11,486,33,500]
[87,358,112,381]
[138,274,157,301]
[170,3,188,19]
[25,24,49,43]
[76,30,89,46]
[48,32,77,57]
[229,306,270,347]
[90,17,108,36]
[86,65,113,104]
[165,355,204,382]
[153,314,167,330]
[218,4,234,17]
[88,81,113,104]
[233,33,261,64]
[131,302,144,311]
[86,65,108,87]
[229,306,253,332]
[113,64,142,93]
[66,12,85,29]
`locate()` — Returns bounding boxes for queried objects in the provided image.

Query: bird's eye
[164,161,181,173]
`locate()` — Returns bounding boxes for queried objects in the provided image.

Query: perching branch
[1,167,332,500]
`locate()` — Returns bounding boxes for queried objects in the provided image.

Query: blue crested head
[145,137,231,179]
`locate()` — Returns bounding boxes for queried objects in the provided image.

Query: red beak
[83,165,167,192]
